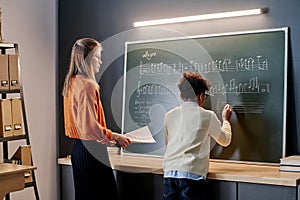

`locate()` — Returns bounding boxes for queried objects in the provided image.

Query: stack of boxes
[0,54,22,138]
[0,54,20,90]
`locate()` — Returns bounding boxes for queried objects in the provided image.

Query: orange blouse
[63,75,112,143]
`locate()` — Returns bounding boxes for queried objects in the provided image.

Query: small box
[0,99,13,137]
[11,145,33,183]
[0,55,9,90]
[11,98,23,136]
[8,54,20,90]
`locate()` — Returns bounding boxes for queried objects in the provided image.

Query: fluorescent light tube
[133,8,268,27]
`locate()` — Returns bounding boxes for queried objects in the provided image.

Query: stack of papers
[124,126,156,143]
[280,155,300,172]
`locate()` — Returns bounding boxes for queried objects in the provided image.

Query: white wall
[0,0,57,199]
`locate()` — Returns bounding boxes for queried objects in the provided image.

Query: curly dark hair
[178,72,210,99]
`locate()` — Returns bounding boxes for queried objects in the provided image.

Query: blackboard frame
[121,27,288,164]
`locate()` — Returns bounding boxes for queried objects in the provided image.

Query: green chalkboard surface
[121,27,288,163]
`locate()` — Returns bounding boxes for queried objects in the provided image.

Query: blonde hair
[62,38,102,96]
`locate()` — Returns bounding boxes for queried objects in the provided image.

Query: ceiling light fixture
[133,8,268,27]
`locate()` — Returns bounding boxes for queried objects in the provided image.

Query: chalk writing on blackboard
[209,77,270,96]
[138,55,268,77]
[142,51,157,60]
[129,83,177,127]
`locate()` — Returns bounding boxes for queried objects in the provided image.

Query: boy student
[163,72,232,200]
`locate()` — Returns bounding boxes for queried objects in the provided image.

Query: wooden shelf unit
[0,42,39,200]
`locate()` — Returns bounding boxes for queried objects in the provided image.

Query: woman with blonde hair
[62,38,131,200]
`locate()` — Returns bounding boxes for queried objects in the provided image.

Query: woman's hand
[111,133,131,148]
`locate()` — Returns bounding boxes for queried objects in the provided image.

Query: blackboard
[121,27,288,163]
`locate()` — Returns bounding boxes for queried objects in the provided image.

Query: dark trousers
[71,139,119,200]
[164,178,207,200]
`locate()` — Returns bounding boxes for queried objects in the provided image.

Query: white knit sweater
[162,103,232,177]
